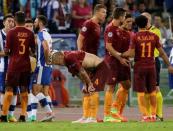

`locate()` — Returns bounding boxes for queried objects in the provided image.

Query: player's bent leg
[43,86,52,108]
[111,81,129,122]
[33,84,54,122]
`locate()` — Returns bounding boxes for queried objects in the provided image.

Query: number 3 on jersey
[19,39,26,55]
[141,42,151,57]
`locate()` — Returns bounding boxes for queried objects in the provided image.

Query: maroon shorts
[133,64,156,93]
[106,59,130,86]
[6,71,31,87]
[87,61,110,92]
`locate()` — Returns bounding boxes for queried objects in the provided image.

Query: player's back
[133,31,161,66]
[6,27,35,72]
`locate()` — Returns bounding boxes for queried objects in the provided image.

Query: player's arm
[77,67,95,93]
[106,43,129,66]
[77,34,84,50]
[42,40,50,64]
[158,47,170,66]
[157,47,173,73]
[121,49,135,58]
[0,51,6,57]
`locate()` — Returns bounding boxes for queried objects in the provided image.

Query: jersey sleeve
[105,27,114,44]
[80,21,91,37]
[65,55,82,76]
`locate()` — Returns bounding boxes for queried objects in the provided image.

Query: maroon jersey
[121,29,131,52]
[5,27,35,72]
[80,19,101,55]
[130,31,161,67]
[64,51,85,76]
[104,23,127,61]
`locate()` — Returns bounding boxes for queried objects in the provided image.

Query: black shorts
[155,57,161,86]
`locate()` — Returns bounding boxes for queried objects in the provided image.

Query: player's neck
[91,16,100,25]
[39,26,46,31]
[112,19,120,27]
[2,28,8,34]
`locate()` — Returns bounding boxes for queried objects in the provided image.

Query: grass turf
[0,121,173,131]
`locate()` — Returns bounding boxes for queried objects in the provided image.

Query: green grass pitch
[0,121,173,131]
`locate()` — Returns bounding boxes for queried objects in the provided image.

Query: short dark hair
[125,13,132,19]
[37,15,48,26]
[25,18,33,24]
[3,14,14,22]
[94,4,106,14]
[135,15,148,28]
[112,7,126,19]
[15,11,25,24]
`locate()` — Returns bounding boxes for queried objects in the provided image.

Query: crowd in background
[0,0,173,40]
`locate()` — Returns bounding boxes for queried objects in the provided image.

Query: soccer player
[25,19,38,121]
[32,15,54,122]
[75,4,107,123]
[121,15,173,122]
[142,12,163,121]
[47,50,110,108]
[104,7,130,122]
[0,11,35,122]
[118,13,134,115]
[0,14,18,122]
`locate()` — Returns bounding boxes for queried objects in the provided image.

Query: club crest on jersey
[108,32,113,37]
[82,27,87,32]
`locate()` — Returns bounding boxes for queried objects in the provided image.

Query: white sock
[46,95,52,108]
[27,93,33,118]
[32,93,38,117]
[8,95,17,116]
[36,93,52,113]
[0,94,4,107]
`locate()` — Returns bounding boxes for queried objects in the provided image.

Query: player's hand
[82,85,88,94]
[119,58,130,67]
[168,65,173,73]
[88,83,95,94]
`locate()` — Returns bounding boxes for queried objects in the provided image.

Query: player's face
[3,18,15,30]
[123,17,133,30]
[97,8,107,23]
[34,18,40,32]
[120,13,126,23]
[25,23,33,31]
